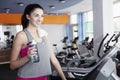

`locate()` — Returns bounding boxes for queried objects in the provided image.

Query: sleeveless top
[17,29,52,78]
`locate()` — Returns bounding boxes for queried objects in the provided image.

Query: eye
[34,14,39,17]
[41,14,44,17]
[34,14,44,18]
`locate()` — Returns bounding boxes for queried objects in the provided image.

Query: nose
[38,16,43,23]
[38,16,42,20]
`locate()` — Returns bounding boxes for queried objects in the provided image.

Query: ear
[26,14,30,20]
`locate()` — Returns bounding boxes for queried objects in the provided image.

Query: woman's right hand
[27,46,37,58]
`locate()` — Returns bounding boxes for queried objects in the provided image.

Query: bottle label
[31,53,39,63]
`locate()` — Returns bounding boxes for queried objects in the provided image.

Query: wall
[41,24,66,53]
[2,25,17,36]
[0,25,16,42]
[0,14,69,24]
[0,13,69,52]
[0,24,66,52]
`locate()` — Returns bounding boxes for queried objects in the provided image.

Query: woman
[10,4,67,80]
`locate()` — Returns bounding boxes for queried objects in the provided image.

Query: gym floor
[0,64,17,80]
[1,63,119,80]
[0,64,81,80]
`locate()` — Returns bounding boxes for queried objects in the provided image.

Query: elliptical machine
[84,32,120,80]
[61,33,120,80]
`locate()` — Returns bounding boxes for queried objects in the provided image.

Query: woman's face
[27,8,44,27]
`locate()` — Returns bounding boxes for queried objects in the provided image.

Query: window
[84,11,93,40]
[0,25,4,42]
[113,2,120,33]
[70,14,78,24]
[72,25,78,38]
[70,14,78,39]
[70,2,120,42]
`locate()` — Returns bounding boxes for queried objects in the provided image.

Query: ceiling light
[17,2,24,6]
[59,0,66,3]
[5,8,10,13]
[49,5,55,9]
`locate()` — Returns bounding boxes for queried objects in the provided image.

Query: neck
[27,26,38,33]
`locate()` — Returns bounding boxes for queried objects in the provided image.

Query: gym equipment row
[52,32,120,80]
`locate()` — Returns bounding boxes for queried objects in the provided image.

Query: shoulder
[16,31,26,39]
[14,31,28,44]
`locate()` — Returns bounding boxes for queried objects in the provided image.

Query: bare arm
[45,36,67,80]
[50,52,67,80]
[10,32,30,70]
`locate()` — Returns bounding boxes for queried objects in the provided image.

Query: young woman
[10,4,67,80]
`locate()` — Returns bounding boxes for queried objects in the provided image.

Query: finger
[31,52,37,55]
[30,49,37,54]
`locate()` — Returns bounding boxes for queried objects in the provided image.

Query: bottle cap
[31,40,37,44]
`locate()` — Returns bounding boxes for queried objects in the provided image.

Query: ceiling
[0,0,83,14]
